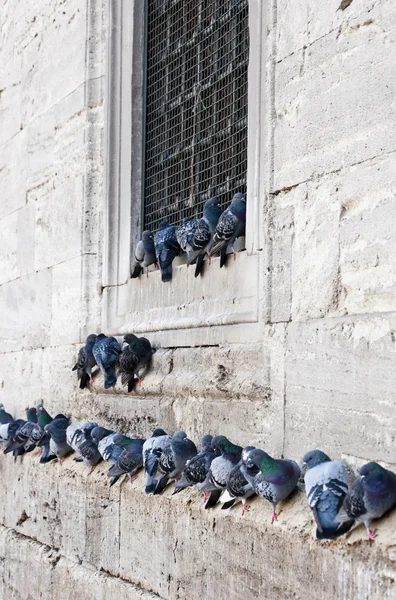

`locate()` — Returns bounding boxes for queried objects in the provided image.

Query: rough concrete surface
[0,0,395,598]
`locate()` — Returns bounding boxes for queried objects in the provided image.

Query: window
[143,0,249,232]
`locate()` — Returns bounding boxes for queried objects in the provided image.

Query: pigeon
[154,221,181,283]
[92,333,122,389]
[66,421,101,473]
[336,461,396,545]
[26,407,38,424]
[131,230,157,278]
[72,334,98,389]
[36,405,57,464]
[44,415,71,463]
[210,192,246,267]
[0,419,25,448]
[66,421,98,454]
[91,427,119,462]
[202,435,243,509]
[301,449,355,539]
[176,217,198,263]
[153,431,197,495]
[220,446,259,515]
[3,420,44,455]
[119,334,154,392]
[143,428,171,494]
[37,404,53,428]
[172,434,216,495]
[0,404,14,425]
[2,408,38,457]
[243,448,300,523]
[187,197,222,277]
[107,436,146,486]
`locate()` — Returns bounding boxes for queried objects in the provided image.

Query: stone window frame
[102,0,269,347]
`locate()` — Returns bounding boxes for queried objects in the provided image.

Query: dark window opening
[143,0,249,233]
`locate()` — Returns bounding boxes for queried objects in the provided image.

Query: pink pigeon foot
[129,474,138,484]
[232,248,237,260]
[203,491,210,503]
[241,503,249,516]
[367,528,377,546]
[271,509,279,524]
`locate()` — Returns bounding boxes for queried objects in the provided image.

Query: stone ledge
[0,452,395,600]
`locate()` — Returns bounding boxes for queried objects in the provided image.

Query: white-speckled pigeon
[119,334,154,392]
[107,436,146,486]
[210,192,246,267]
[154,221,180,283]
[172,434,216,495]
[72,334,98,389]
[143,428,172,495]
[187,198,222,277]
[131,230,157,278]
[220,446,259,515]
[243,448,300,523]
[336,461,396,545]
[92,333,122,389]
[44,415,72,463]
[302,449,354,539]
[153,431,197,495]
[202,435,243,509]
[176,217,198,263]
[67,421,102,474]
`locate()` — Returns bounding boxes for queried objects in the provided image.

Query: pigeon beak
[360,475,366,480]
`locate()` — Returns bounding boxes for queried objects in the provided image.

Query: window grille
[143,0,249,233]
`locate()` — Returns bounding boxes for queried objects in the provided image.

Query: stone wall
[0,0,395,598]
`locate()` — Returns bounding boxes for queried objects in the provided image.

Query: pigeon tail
[161,265,173,283]
[103,368,117,389]
[131,263,143,278]
[194,254,205,278]
[219,246,227,268]
[79,373,90,390]
[221,499,236,510]
[317,519,355,540]
[109,475,122,487]
[153,475,169,495]
[205,489,222,509]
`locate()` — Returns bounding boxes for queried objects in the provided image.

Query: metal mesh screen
[143,0,249,232]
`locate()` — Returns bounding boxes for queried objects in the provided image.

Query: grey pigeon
[0,420,25,448]
[44,415,71,463]
[66,421,98,454]
[154,221,180,283]
[3,421,44,455]
[172,434,216,495]
[153,431,197,495]
[243,448,300,523]
[336,461,396,545]
[202,435,243,509]
[131,230,157,278]
[220,446,259,515]
[36,405,57,464]
[72,334,98,389]
[92,333,122,389]
[0,404,14,425]
[302,449,354,539]
[210,192,246,267]
[91,427,118,462]
[176,217,198,263]
[67,421,102,473]
[107,436,146,486]
[119,334,153,392]
[187,197,222,277]
[3,408,38,458]
[143,428,171,494]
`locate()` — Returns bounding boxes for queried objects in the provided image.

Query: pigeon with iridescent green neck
[336,461,396,545]
[220,446,259,515]
[202,435,243,509]
[302,449,354,539]
[243,448,300,523]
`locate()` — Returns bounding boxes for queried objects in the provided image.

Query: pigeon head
[123,333,139,345]
[245,448,273,471]
[199,434,213,452]
[158,221,169,230]
[26,407,38,423]
[152,428,167,437]
[96,333,106,341]
[302,449,331,472]
[242,445,256,462]
[86,334,97,345]
[232,192,246,204]
[0,404,4,410]
[91,426,113,446]
[142,230,154,240]
[173,431,187,441]
[359,461,387,483]
[211,435,241,455]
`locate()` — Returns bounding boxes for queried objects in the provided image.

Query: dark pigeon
[187,197,222,277]
[143,428,171,495]
[3,421,44,455]
[202,435,243,509]
[67,422,102,474]
[153,431,197,495]
[154,221,180,283]
[0,404,14,425]
[176,217,198,263]
[210,192,246,267]
[131,230,157,278]
[337,461,396,545]
[220,446,259,515]
[120,334,154,392]
[107,436,146,486]
[172,434,216,495]
[44,415,71,463]
[72,334,98,389]
[243,448,300,523]
[302,449,354,539]
[92,333,122,389]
